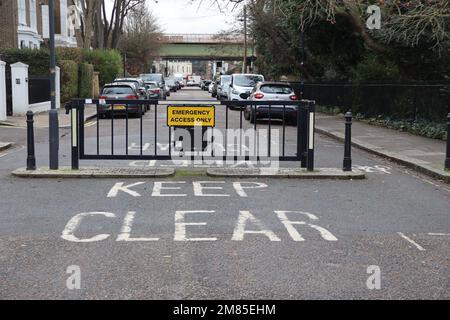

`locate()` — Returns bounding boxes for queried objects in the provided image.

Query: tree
[118,3,162,74]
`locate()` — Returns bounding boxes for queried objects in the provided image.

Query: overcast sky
[104,0,240,34]
[148,0,239,34]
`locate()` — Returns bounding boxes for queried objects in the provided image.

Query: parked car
[145,81,163,100]
[228,73,265,108]
[165,83,171,97]
[201,80,212,91]
[139,73,166,99]
[208,82,215,94]
[242,82,298,124]
[217,75,232,100]
[112,78,148,99]
[165,78,178,92]
[98,83,145,118]
[186,79,196,87]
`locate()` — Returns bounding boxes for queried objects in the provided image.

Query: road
[0,87,449,299]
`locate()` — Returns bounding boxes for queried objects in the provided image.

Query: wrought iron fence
[290,82,450,122]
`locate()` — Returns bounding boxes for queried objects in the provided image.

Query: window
[20,40,26,48]
[18,0,27,25]
[260,85,293,94]
[29,0,37,30]
[234,75,264,87]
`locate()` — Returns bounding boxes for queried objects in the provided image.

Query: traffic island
[206,167,366,179]
[11,167,175,178]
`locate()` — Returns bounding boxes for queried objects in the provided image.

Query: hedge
[0,48,50,76]
[83,49,123,86]
[78,63,94,98]
[56,47,83,64]
[59,60,79,103]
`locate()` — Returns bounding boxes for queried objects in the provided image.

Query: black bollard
[343,111,353,172]
[445,113,450,171]
[26,111,36,170]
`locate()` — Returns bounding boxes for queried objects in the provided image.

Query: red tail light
[290,95,298,101]
[151,89,160,94]
[254,93,265,99]
[126,95,138,100]
[99,95,107,99]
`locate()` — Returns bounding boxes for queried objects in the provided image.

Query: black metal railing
[290,82,450,122]
[68,99,317,170]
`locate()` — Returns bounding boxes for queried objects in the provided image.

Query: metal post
[48,0,59,170]
[307,101,315,171]
[297,101,307,167]
[343,111,353,172]
[71,102,79,170]
[242,5,248,74]
[123,53,127,77]
[26,111,36,170]
[445,113,450,170]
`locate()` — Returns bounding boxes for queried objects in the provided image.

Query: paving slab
[0,105,97,128]
[11,167,175,178]
[207,167,365,179]
[315,113,449,183]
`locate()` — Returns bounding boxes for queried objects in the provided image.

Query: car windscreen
[260,85,293,94]
[140,74,162,82]
[145,83,158,89]
[102,86,134,95]
[220,76,231,85]
[234,75,264,87]
[166,79,175,85]
[114,80,138,87]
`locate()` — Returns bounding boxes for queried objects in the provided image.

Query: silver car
[243,82,299,124]
[217,75,231,100]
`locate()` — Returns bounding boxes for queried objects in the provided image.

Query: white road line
[428,233,450,236]
[397,232,426,251]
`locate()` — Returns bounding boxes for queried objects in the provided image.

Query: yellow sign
[167,106,215,127]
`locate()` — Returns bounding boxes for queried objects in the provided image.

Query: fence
[67,99,317,171]
[290,82,450,122]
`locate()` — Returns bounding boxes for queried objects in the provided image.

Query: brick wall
[0,0,18,50]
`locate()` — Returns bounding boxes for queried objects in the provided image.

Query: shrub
[56,47,83,64]
[78,63,94,98]
[59,60,79,102]
[0,48,51,75]
[83,49,123,86]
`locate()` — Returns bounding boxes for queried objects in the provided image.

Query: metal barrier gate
[67,99,316,170]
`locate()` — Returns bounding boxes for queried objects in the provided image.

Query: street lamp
[48,0,59,170]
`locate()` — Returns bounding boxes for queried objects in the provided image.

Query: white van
[228,74,265,107]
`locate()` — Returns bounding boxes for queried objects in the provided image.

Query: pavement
[0,104,98,128]
[315,113,450,183]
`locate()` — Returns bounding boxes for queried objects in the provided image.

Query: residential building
[0,0,80,50]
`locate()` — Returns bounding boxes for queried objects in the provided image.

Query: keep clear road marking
[61,210,339,243]
[397,232,426,251]
[107,181,268,198]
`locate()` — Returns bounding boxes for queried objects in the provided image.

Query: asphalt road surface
[0,87,449,299]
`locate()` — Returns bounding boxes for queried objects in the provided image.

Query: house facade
[0,0,80,50]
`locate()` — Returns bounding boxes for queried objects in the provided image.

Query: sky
[106,0,241,34]
[148,0,239,34]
